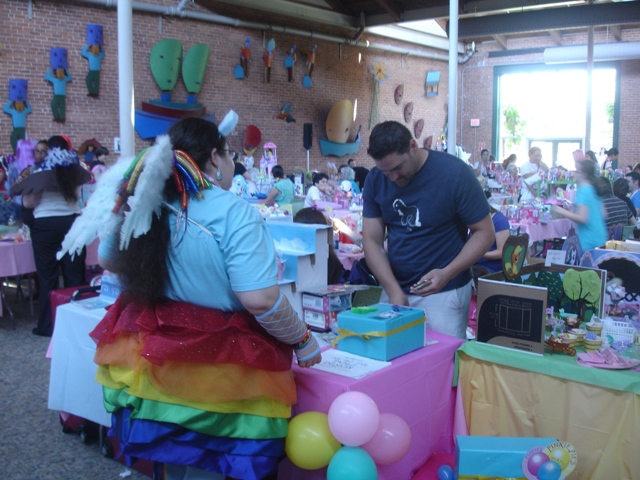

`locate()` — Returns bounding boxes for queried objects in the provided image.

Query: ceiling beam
[195,0,358,29]
[366,25,464,52]
[456,2,640,39]
[549,29,563,46]
[610,24,622,42]
[493,34,507,50]
[320,0,353,16]
[375,0,402,22]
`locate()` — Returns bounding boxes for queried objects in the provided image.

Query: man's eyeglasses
[36,148,48,154]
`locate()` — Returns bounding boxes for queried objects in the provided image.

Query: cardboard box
[477,263,606,355]
[335,303,425,361]
[303,309,338,331]
[456,436,574,479]
[302,285,370,331]
[302,288,353,313]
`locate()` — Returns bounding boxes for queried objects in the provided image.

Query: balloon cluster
[285,391,412,479]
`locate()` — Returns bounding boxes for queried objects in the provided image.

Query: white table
[48,302,111,426]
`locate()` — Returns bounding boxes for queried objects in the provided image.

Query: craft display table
[0,240,36,320]
[510,218,573,244]
[278,332,464,480]
[48,302,111,426]
[48,300,464,480]
[455,341,640,479]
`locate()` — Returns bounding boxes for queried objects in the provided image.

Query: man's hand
[409,269,450,296]
[388,291,409,306]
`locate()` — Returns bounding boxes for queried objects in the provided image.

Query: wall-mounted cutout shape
[425,71,440,97]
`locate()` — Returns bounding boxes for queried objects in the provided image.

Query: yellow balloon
[285,412,341,470]
[548,447,571,471]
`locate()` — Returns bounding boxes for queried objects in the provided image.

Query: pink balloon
[361,413,412,465]
[328,391,380,447]
[527,451,550,476]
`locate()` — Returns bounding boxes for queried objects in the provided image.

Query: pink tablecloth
[336,250,364,270]
[0,239,99,317]
[510,218,573,244]
[277,331,464,480]
[0,240,37,317]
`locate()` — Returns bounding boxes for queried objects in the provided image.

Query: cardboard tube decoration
[4,79,31,152]
[81,24,105,97]
[45,48,72,121]
[263,38,275,84]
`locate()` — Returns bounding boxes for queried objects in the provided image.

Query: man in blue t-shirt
[362,121,494,339]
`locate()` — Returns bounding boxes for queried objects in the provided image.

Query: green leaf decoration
[563,268,601,305]
[538,271,563,304]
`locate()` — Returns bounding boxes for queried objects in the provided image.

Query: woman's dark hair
[271,165,285,179]
[115,118,226,305]
[367,121,412,160]
[56,166,85,203]
[312,172,328,185]
[294,207,344,284]
[613,177,630,198]
[46,136,81,202]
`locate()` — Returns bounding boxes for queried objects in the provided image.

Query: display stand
[267,221,330,317]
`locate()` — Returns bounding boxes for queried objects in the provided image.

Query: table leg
[0,279,16,329]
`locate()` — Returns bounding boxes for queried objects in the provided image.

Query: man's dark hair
[312,172,328,185]
[367,121,412,161]
[607,148,619,156]
[626,171,640,185]
[481,149,489,156]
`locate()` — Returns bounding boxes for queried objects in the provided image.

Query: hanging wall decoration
[274,102,296,123]
[45,48,72,122]
[423,135,433,149]
[284,44,296,82]
[243,125,262,156]
[235,38,251,79]
[403,102,413,123]
[81,24,105,97]
[425,71,441,97]
[134,40,210,140]
[319,99,360,157]
[3,79,31,153]
[394,84,404,105]
[263,38,276,83]
[368,59,388,129]
[303,44,316,88]
[414,119,424,139]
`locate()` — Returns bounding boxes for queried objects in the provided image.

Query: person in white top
[304,172,331,208]
[470,149,490,177]
[520,146,549,204]
[19,136,90,336]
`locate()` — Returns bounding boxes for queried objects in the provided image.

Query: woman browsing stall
[552,159,607,251]
[58,114,321,480]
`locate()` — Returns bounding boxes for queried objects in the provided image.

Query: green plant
[503,105,526,148]
[605,103,614,124]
